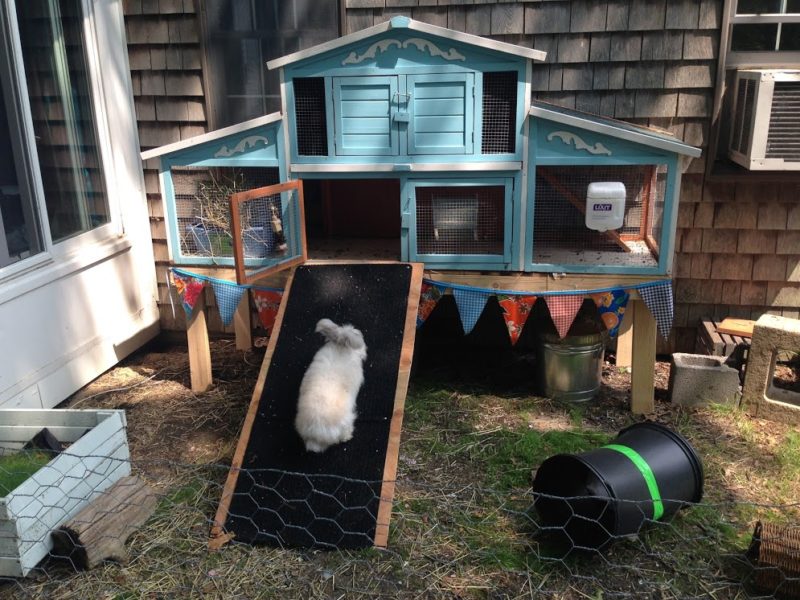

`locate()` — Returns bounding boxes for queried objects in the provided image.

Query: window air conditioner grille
[766,82,800,160]
[481,71,517,154]
[294,77,328,156]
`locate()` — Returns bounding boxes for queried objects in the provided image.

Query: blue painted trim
[406,176,515,269]
[332,75,399,156]
[657,155,679,274]
[407,72,474,155]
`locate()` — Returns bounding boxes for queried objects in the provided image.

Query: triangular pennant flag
[544,295,584,339]
[172,271,205,317]
[211,281,246,327]
[638,281,674,340]
[590,289,630,338]
[452,288,491,335]
[251,289,283,332]
[417,281,445,328]
[497,295,537,345]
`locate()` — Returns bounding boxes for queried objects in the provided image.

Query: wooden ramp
[211,263,423,550]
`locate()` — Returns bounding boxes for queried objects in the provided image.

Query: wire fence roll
[1,452,799,599]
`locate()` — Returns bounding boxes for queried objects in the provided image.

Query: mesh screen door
[171,166,280,262]
[412,182,510,265]
[230,180,307,284]
[532,165,666,270]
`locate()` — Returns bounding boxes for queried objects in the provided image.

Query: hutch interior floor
[534,240,658,268]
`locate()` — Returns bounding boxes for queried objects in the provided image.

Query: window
[0,0,112,272]
[727,0,800,66]
[201,0,341,128]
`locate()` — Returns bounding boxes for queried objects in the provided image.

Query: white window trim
[0,0,126,285]
[726,1,800,68]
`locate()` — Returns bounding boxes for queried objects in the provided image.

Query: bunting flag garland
[638,280,674,340]
[210,281,247,327]
[251,289,283,332]
[417,281,444,328]
[497,295,537,345]
[544,295,585,339]
[452,288,492,335]
[590,289,630,338]
[172,271,206,316]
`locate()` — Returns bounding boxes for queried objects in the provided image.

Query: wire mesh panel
[532,165,666,269]
[231,180,306,285]
[416,185,505,256]
[482,71,517,154]
[171,166,280,261]
[294,77,328,156]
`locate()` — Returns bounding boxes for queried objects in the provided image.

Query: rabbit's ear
[315,318,338,338]
[341,327,366,351]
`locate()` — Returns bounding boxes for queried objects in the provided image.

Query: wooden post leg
[234,293,253,351]
[187,292,212,393]
[616,305,634,368]
[630,299,656,414]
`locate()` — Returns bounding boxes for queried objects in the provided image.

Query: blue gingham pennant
[638,281,674,340]
[210,280,247,327]
[452,288,492,335]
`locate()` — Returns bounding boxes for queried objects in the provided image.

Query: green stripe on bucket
[603,444,664,521]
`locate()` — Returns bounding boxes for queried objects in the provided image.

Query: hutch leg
[234,293,253,351]
[187,292,213,393]
[616,310,634,368]
[630,299,656,414]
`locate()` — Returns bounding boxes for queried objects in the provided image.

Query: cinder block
[742,314,800,424]
[669,353,740,407]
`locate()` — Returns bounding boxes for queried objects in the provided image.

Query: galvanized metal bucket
[536,332,605,402]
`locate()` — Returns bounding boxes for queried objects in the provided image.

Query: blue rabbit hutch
[142,17,700,412]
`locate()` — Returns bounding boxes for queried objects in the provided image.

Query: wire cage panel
[532,165,666,269]
[171,166,280,261]
[231,180,306,285]
[294,77,328,156]
[416,185,505,256]
[482,71,517,154]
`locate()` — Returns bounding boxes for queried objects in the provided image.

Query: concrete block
[669,353,740,407]
[742,314,800,424]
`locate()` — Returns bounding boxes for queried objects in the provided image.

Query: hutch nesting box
[144,16,699,278]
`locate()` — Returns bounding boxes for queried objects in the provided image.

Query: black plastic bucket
[532,422,704,549]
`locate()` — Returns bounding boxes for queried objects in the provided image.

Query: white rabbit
[294,318,367,453]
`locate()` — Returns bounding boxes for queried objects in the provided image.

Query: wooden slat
[630,299,656,415]
[374,263,423,548]
[716,318,755,338]
[187,293,212,393]
[234,293,253,351]
[615,307,634,368]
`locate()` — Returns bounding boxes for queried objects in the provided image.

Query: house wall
[123,0,234,334]
[124,0,800,353]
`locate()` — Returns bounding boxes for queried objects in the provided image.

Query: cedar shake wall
[122,1,800,350]
[123,0,231,334]
[345,0,800,354]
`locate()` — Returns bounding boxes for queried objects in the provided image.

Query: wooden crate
[0,409,130,577]
[695,317,751,358]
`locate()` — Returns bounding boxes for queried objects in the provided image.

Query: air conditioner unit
[729,70,800,171]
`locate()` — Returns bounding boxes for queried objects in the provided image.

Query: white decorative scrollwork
[341,37,466,66]
[214,135,269,158]
[546,131,612,156]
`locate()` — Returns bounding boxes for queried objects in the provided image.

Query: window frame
[0,0,123,284]
[727,0,800,68]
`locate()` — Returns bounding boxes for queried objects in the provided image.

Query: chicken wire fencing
[1,452,799,599]
[533,165,666,269]
[171,166,280,260]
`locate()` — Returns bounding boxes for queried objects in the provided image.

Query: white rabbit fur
[294,318,367,453]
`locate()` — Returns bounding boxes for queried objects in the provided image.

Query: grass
[0,451,53,496]
[6,341,800,599]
